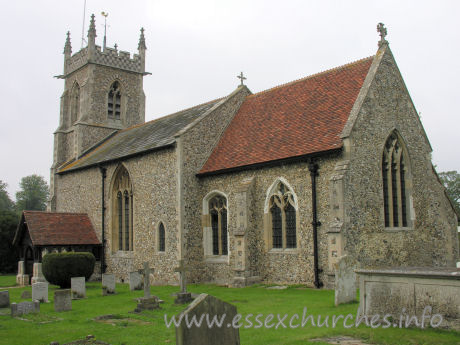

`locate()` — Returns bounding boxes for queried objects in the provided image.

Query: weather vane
[101,11,109,50]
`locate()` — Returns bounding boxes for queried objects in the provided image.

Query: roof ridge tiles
[248,55,374,98]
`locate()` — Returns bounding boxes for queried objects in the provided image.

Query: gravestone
[54,290,72,312]
[21,290,32,299]
[334,255,357,306]
[32,282,49,303]
[174,260,193,304]
[71,277,86,299]
[129,271,143,291]
[133,263,160,312]
[0,291,10,308]
[31,262,47,284]
[11,301,40,317]
[102,274,116,295]
[176,294,240,345]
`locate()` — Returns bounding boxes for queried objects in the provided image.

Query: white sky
[0,0,459,199]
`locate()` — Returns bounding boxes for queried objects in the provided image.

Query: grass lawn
[0,280,458,345]
[0,275,16,288]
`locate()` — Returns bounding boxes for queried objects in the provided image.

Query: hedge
[42,252,95,288]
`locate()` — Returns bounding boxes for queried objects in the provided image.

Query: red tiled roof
[22,211,101,246]
[199,56,374,175]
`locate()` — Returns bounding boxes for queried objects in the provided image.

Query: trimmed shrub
[42,252,95,288]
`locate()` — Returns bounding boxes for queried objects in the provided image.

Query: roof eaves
[58,141,176,174]
[197,147,342,177]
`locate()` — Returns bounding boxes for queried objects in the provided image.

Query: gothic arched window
[158,222,165,252]
[70,83,80,124]
[382,132,411,228]
[209,195,228,256]
[111,165,133,252]
[108,81,121,120]
[268,181,297,249]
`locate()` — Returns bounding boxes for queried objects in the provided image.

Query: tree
[15,175,49,212]
[0,210,19,273]
[0,180,14,211]
[438,170,460,216]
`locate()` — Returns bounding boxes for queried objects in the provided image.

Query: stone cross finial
[237,72,246,86]
[114,43,118,51]
[174,259,189,293]
[377,22,388,47]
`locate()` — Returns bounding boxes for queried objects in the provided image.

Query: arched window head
[111,165,133,252]
[209,195,228,256]
[108,81,121,120]
[382,132,411,228]
[70,83,80,125]
[158,222,165,252]
[268,181,297,249]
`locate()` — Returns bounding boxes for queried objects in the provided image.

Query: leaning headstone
[174,260,193,304]
[31,263,47,284]
[0,291,10,308]
[32,282,49,303]
[11,301,40,317]
[54,290,72,312]
[176,294,240,345]
[71,277,86,299]
[334,255,357,306]
[129,271,143,291]
[21,290,32,299]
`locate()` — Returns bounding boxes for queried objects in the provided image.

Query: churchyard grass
[0,279,458,345]
[0,275,16,287]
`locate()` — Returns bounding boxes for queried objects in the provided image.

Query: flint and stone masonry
[50,21,458,288]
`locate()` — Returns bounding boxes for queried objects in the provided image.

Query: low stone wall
[356,267,460,327]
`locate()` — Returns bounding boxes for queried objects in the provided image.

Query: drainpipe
[308,160,323,288]
[99,166,107,275]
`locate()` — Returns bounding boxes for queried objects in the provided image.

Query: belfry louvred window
[108,81,121,119]
[209,195,228,255]
[269,182,297,249]
[382,132,410,228]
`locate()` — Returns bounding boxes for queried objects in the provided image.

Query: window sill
[268,248,299,254]
[205,256,229,264]
[384,227,414,232]
[157,251,166,255]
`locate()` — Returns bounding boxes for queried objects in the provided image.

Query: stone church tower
[49,15,147,210]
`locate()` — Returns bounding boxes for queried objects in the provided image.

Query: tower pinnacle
[138,27,147,51]
[64,31,72,57]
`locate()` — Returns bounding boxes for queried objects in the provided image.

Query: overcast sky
[0,0,459,199]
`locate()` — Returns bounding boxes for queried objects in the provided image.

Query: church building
[48,17,459,288]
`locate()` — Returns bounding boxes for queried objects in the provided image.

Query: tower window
[158,222,166,252]
[108,82,121,120]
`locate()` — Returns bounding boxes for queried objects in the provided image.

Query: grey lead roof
[59,98,222,173]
